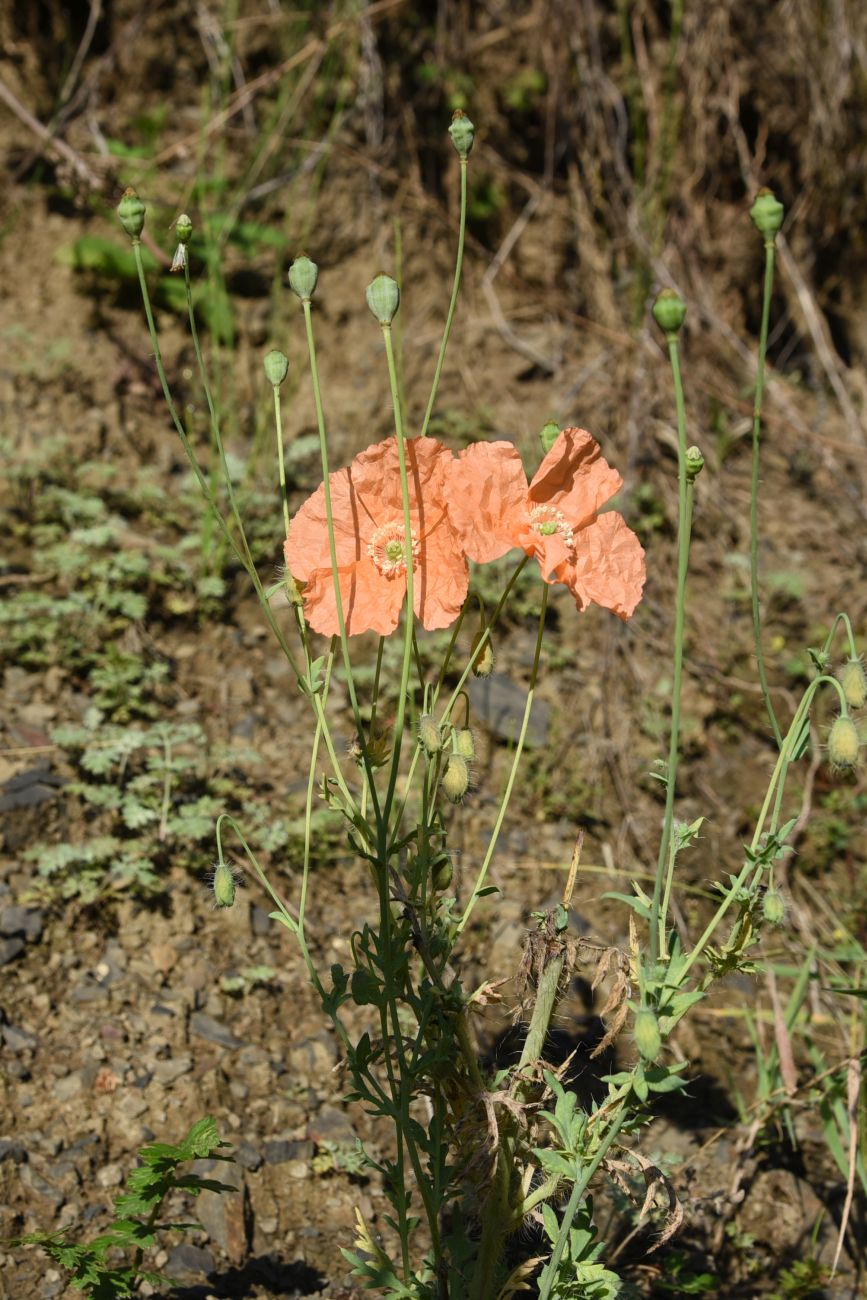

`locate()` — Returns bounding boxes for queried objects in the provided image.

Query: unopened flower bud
[633,1006,661,1062]
[264,348,289,388]
[432,858,454,891]
[175,213,193,244]
[652,289,686,335]
[685,445,705,481]
[441,754,470,803]
[471,629,494,678]
[750,188,785,239]
[117,187,145,241]
[455,728,475,761]
[539,420,561,455]
[212,861,236,908]
[448,109,475,159]
[762,888,786,926]
[418,714,442,757]
[839,658,867,710]
[284,567,303,606]
[365,274,400,325]
[828,715,860,771]
[170,243,187,274]
[288,255,319,301]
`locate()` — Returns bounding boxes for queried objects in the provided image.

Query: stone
[164,1243,215,1278]
[0,1139,27,1163]
[468,674,550,747]
[0,906,44,941]
[0,938,25,967]
[1,1023,38,1053]
[96,1163,124,1188]
[191,1158,247,1263]
[307,1106,357,1146]
[190,1013,245,1050]
[152,1055,193,1085]
[250,904,272,936]
[52,1072,84,1102]
[263,1139,314,1165]
[235,1141,262,1172]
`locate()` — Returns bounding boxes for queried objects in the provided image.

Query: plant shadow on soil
[159,1254,325,1298]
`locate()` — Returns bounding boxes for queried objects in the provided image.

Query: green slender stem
[821,612,859,664]
[298,642,336,931]
[273,385,291,537]
[419,157,468,438]
[750,238,782,748]
[457,583,548,934]
[649,332,693,968]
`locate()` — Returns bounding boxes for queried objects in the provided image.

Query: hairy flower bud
[652,288,686,334]
[828,715,860,771]
[539,420,561,455]
[471,628,494,678]
[264,348,289,388]
[839,658,867,710]
[288,255,319,301]
[432,858,454,891]
[633,1006,661,1062]
[685,445,705,481]
[175,213,193,244]
[365,274,400,325]
[284,567,303,606]
[212,861,236,909]
[448,109,475,158]
[762,888,786,926]
[418,714,442,757]
[750,188,785,238]
[117,187,146,241]
[441,754,470,803]
[455,727,475,762]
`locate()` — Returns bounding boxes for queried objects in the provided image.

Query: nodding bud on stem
[762,888,786,926]
[441,754,470,803]
[264,349,289,388]
[288,255,319,301]
[418,714,442,756]
[212,861,236,908]
[175,213,193,244]
[471,628,494,678]
[750,188,785,239]
[117,187,146,241]
[633,1006,662,1062]
[432,858,454,891]
[652,289,686,335]
[685,445,705,481]
[839,658,867,710]
[455,728,475,761]
[828,714,860,771]
[365,274,400,325]
[284,567,303,606]
[448,109,475,159]
[539,420,561,455]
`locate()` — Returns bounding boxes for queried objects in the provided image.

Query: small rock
[0,937,25,967]
[149,942,176,975]
[1,1023,38,1053]
[235,1141,262,1172]
[308,1106,357,1146]
[152,1055,193,1085]
[0,1139,27,1163]
[263,1139,314,1166]
[250,904,272,936]
[69,979,108,1004]
[20,1163,64,1207]
[96,1163,124,1189]
[53,1071,84,1102]
[0,906,44,942]
[192,1158,247,1263]
[468,674,550,747]
[190,1013,245,1050]
[164,1243,215,1278]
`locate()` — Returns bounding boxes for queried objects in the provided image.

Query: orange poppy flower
[285,436,469,636]
[447,427,646,619]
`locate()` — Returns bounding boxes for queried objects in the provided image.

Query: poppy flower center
[529,504,575,550]
[368,519,419,578]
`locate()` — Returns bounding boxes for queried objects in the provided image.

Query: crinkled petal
[518,527,573,580]
[350,435,454,530]
[529,427,623,530]
[302,559,406,637]
[285,468,373,581]
[414,513,470,631]
[447,441,530,563]
[553,512,646,620]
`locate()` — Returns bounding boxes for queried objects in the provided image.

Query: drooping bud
[652,289,686,335]
[441,754,470,804]
[539,420,561,455]
[828,714,860,771]
[448,109,475,159]
[284,567,303,606]
[685,445,705,481]
[418,714,442,757]
[212,861,236,909]
[288,255,319,301]
[175,213,193,244]
[762,888,786,926]
[117,187,146,241]
[455,728,475,762]
[839,658,867,710]
[432,858,454,891]
[471,628,494,678]
[750,188,785,239]
[264,348,289,388]
[633,1006,661,1062]
[365,274,400,325]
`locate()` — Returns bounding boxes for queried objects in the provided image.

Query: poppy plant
[285,435,469,636]
[447,427,646,619]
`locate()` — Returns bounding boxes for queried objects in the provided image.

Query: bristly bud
[212,860,237,909]
[264,348,289,388]
[633,1006,662,1062]
[828,714,860,771]
[441,754,470,803]
[418,714,442,757]
[839,658,867,710]
[470,628,494,678]
[762,888,786,926]
[750,188,785,239]
[652,288,686,335]
[365,274,400,325]
[432,858,454,891]
[685,445,705,481]
[455,727,475,761]
[117,187,146,241]
[539,420,561,455]
[288,255,319,301]
[175,213,193,244]
[448,109,475,159]
[284,566,303,606]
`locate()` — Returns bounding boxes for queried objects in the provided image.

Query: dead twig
[0,75,101,189]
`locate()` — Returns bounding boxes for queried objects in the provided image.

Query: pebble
[0,937,25,967]
[263,1138,314,1165]
[0,906,44,942]
[234,1141,262,1171]
[190,1012,245,1050]
[0,1139,27,1163]
[164,1243,216,1278]
[468,674,550,747]
[152,1054,193,1085]
[1,1023,38,1053]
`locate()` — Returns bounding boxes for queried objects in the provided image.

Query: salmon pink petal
[554,512,646,620]
[350,435,453,529]
[285,468,373,581]
[518,527,573,581]
[447,441,530,563]
[529,427,623,530]
[302,559,406,637]
[414,515,470,630]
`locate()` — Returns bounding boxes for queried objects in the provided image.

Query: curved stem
[419,157,468,438]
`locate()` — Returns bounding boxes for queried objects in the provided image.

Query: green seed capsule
[839,658,867,710]
[418,714,442,757]
[762,888,786,926]
[212,861,236,909]
[750,188,785,238]
[264,348,289,388]
[288,255,319,301]
[175,213,193,244]
[441,754,470,804]
[471,629,494,678]
[448,109,475,158]
[455,728,475,761]
[828,715,860,771]
[633,1006,661,1063]
[117,187,146,241]
[539,420,561,455]
[432,859,453,891]
[365,274,400,325]
[652,289,686,335]
[685,445,705,481]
